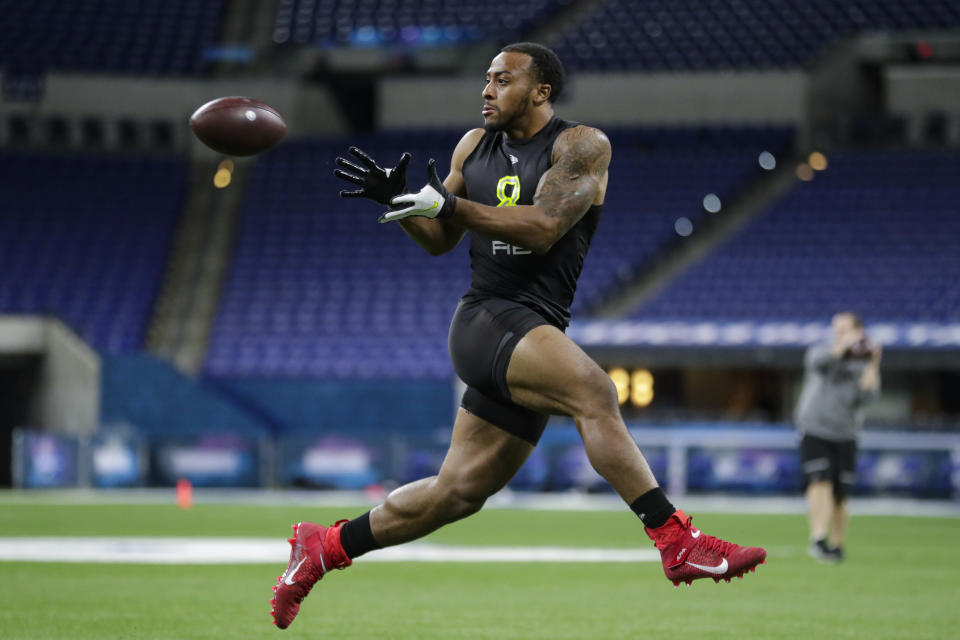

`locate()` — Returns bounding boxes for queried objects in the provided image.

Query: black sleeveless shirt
[461,116,603,329]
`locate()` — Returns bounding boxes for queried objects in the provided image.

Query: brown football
[190,96,287,156]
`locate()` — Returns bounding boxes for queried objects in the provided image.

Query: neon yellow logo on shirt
[495,175,520,207]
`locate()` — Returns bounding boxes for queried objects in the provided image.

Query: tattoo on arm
[533,126,611,236]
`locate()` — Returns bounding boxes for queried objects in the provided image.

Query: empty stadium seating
[206,125,791,378]
[633,149,960,321]
[272,0,570,47]
[0,0,223,75]
[552,0,960,71]
[206,131,465,379]
[0,152,186,351]
[269,0,959,69]
[575,125,792,314]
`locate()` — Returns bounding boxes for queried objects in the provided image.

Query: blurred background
[1,0,958,502]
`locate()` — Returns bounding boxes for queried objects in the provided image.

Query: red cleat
[271,520,352,629]
[645,510,766,587]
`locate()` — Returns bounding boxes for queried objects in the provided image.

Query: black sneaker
[808,538,840,564]
[827,544,845,563]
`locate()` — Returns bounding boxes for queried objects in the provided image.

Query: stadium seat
[551,0,960,71]
[271,0,571,47]
[0,0,223,75]
[631,149,960,322]
[0,151,187,351]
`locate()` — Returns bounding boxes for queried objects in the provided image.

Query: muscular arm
[395,130,480,256]
[448,125,610,255]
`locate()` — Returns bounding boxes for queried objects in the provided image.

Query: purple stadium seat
[0,0,222,75]
[0,151,187,351]
[272,0,571,47]
[552,0,960,71]
[632,149,960,322]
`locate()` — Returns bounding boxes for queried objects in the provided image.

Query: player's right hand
[380,159,457,223]
[335,147,411,205]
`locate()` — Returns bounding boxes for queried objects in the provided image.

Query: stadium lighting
[796,163,814,181]
[213,168,232,188]
[808,151,828,171]
[608,368,630,405]
[702,193,722,213]
[674,217,693,236]
[213,158,234,188]
[758,151,776,170]
[630,369,654,407]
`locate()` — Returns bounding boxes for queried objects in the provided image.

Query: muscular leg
[505,325,658,504]
[368,407,534,547]
[271,410,533,629]
[806,480,833,541]
[276,324,762,614]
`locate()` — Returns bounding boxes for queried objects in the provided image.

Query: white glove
[379,159,456,223]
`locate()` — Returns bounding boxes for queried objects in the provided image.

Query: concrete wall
[40,320,100,435]
[0,74,347,152]
[0,316,99,435]
[3,40,953,141]
[380,71,806,129]
[0,317,45,353]
[886,65,960,144]
[886,64,960,114]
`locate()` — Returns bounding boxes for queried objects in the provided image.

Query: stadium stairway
[586,147,801,320]
[208,0,278,75]
[217,0,259,47]
[146,159,249,374]
[524,0,608,49]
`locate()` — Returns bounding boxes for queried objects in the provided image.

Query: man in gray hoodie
[795,312,882,563]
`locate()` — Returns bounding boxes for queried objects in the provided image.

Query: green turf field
[1,502,957,639]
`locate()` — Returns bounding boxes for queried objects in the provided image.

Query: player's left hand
[380,159,457,223]
[335,146,410,205]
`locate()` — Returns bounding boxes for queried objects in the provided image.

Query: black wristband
[436,194,457,219]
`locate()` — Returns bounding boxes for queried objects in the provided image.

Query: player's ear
[533,83,552,106]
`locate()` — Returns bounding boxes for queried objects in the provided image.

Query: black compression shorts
[448,295,551,445]
[800,433,858,501]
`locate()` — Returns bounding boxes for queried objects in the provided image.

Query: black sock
[338,511,381,559]
[630,487,675,529]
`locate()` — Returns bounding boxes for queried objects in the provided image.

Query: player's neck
[503,107,554,141]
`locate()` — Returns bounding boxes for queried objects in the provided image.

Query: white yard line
[0,538,662,564]
[0,490,957,517]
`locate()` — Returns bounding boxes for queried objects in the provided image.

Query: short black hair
[499,42,565,103]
